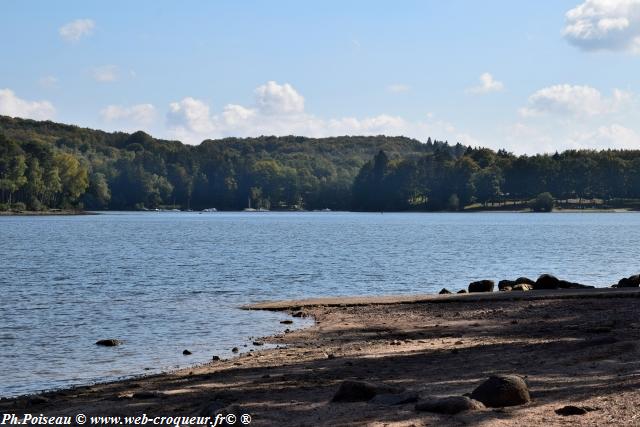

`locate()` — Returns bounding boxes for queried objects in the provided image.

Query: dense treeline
[0,116,449,211]
[352,147,640,211]
[2,115,640,212]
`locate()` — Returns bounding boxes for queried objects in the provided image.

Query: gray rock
[498,280,516,291]
[457,289,467,294]
[95,339,122,347]
[616,274,640,288]
[555,405,597,416]
[470,374,530,407]
[415,396,485,414]
[515,277,535,285]
[439,288,452,294]
[535,274,560,290]
[468,280,495,293]
[231,347,239,353]
[183,349,192,355]
[332,380,403,402]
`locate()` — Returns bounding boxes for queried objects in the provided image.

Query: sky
[2,0,640,153]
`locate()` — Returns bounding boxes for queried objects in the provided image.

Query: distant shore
[3,287,640,426]
[0,210,96,216]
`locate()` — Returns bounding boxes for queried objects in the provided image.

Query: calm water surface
[1,211,638,397]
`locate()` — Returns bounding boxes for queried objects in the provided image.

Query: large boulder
[332,380,402,402]
[498,280,516,291]
[515,277,535,285]
[616,274,640,288]
[470,374,530,407]
[415,396,485,414]
[468,280,495,293]
[534,274,560,290]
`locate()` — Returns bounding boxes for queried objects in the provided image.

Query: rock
[498,280,516,291]
[512,283,533,291]
[415,396,485,414]
[292,311,305,318]
[616,274,640,288]
[457,289,467,294]
[231,347,239,353]
[332,380,403,402]
[555,405,597,416]
[515,277,535,285]
[468,280,495,293]
[252,341,264,346]
[470,375,530,407]
[534,274,593,290]
[439,288,452,294]
[280,320,293,324]
[370,391,419,406]
[95,339,122,347]
[212,355,221,361]
[535,274,560,290]
[183,349,192,355]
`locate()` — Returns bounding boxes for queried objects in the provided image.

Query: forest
[2,115,640,212]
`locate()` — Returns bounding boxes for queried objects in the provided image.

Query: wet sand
[2,288,640,426]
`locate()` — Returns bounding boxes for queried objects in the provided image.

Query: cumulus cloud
[519,84,631,117]
[569,123,640,148]
[387,84,411,93]
[91,65,119,82]
[0,89,55,120]
[467,72,504,94]
[564,0,640,53]
[254,81,305,115]
[59,19,95,42]
[165,81,477,145]
[100,104,156,127]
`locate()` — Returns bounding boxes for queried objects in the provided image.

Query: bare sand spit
[3,288,640,426]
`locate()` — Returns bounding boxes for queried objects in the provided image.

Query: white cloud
[519,84,631,117]
[254,81,305,115]
[91,65,119,82]
[387,84,411,93]
[165,81,479,146]
[569,123,640,148]
[59,19,95,42]
[39,76,58,89]
[167,97,215,135]
[564,0,640,53]
[0,89,55,120]
[100,104,156,127]
[467,72,504,94]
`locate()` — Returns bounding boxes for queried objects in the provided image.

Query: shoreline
[3,287,640,426]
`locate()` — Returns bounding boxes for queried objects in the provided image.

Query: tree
[530,192,555,212]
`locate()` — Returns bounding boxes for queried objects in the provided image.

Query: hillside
[0,116,457,211]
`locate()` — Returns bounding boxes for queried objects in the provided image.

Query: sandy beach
[2,288,640,426]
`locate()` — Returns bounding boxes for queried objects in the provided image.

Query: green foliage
[530,192,555,212]
[4,115,640,212]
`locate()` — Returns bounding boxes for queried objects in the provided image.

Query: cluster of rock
[439,274,597,295]
[332,374,531,415]
[612,274,640,288]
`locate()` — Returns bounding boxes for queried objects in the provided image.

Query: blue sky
[2,0,640,153]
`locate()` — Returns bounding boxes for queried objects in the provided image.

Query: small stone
[439,288,452,294]
[280,320,293,324]
[212,355,221,361]
[183,349,192,355]
[253,341,264,346]
[457,289,467,294]
[231,347,239,353]
[555,405,597,416]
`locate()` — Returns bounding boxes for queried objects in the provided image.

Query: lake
[1,211,638,397]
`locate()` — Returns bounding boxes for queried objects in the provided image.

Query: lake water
[1,211,638,397]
